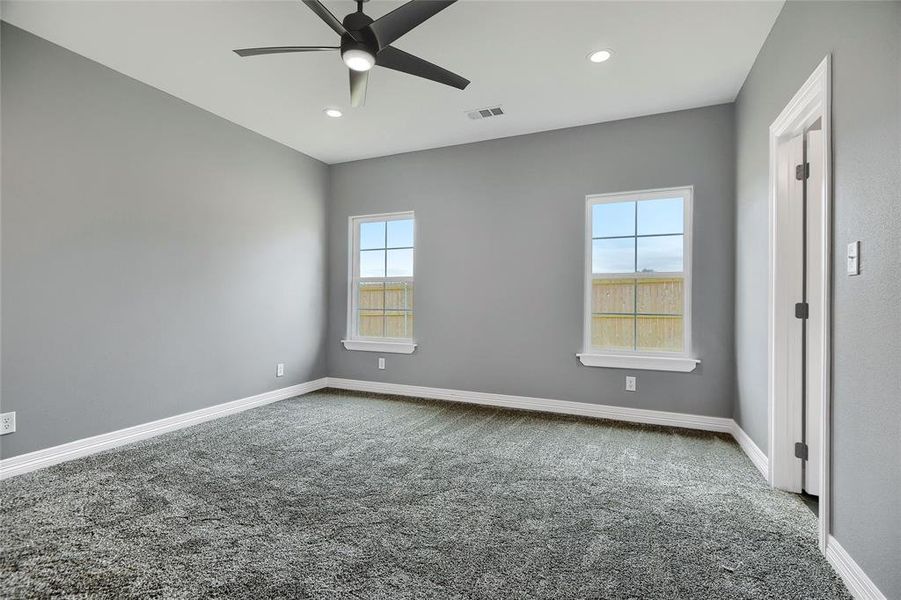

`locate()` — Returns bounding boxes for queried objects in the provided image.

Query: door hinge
[795,162,810,180]
[794,442,809,461]
[795,302,809,319]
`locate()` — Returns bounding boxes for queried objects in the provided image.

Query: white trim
[768,54,832,552]
[0,378,329,480]
[346,211,416,344]
[582,185,694,361]
[586,186,695,205]
[730,421,768,478]
[3,375,775,514]
[576,353,698,372]
[326,377,732,432]
[341,339,416,354]
[327,378,774,482]
[826,536,888,600]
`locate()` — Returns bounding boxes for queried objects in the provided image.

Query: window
[343,212,416,354]
[578,187,698,372]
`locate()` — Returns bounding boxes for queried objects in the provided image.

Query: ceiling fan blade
[301,0,349,37]
[350,69,369,107]
[234,46,338,57]
[376,46,469,90]
[368,0,458,48]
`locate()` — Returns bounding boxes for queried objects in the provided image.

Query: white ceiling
[1,0,782,164]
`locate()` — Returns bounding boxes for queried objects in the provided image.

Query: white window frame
[342,211,417,354]
[577,186,699,372]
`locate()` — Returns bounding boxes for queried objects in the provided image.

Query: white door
[783,133,806,495]
[785,127,824,497]
[803,127,824,496]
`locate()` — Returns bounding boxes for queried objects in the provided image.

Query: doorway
[768,56,831,552]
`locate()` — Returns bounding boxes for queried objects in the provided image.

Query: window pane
[637,235,682,273]
[637,198,683,235]
[591,315,634,350]
[593,238,635,274]
[592,278,635,314]
[592,201,635,238]
[360,221,386,250]
[386,248,413,277]
[387,219,414,248]
[637,316,683,352]
[637,277,683,315]
[385,282,413,310]
[358,282,384,310]
[358,311,385,337]
[386,310,413,338]
[360,250,385,278]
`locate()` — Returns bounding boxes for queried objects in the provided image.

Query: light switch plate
[847,241,860,275]
[276,363,285,377]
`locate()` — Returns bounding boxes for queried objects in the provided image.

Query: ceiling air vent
[466,106,505,120]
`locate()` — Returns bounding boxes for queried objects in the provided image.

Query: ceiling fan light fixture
[323,107,343,118]
[342,48,375,72]
[588,49,613,63]
[236,0,470,106]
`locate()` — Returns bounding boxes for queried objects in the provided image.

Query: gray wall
[328,104,736,418]
[0,23,329,459]
[734,2,901,596]
[6,8,897,594]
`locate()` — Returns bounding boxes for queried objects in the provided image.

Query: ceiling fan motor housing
[234,0,470,106]
[341,11,379,59]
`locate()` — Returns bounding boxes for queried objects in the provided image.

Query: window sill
[576,353,699,372]
[342,339,417,354]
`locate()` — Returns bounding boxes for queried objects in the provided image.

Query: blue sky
[592,199,684,273]
[356,206,683,277]
[360,219,414,277]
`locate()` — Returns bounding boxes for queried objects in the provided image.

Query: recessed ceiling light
[588,49,613,63]
[323,108,343,118]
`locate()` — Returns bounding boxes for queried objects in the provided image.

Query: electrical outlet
[1,412,16,435]
[378,357,386,370]
[276,363,285,377]
[625,376,637,392]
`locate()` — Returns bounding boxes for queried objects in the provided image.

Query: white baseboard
[327,379,776,481]
[826,536,888,600]
[0,376,766,489]
[325,381,889,600]
[325,377,734,433]
[730,421,768,478]
[3,376,884,599]
[0,378,328,480]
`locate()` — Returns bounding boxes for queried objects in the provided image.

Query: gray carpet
[1,390,849,599]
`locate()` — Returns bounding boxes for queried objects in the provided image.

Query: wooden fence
[358,282,414,338]
[591,277,684,351]
[355,278,683,350]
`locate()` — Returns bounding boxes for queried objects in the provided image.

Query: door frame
[768,55,831,552]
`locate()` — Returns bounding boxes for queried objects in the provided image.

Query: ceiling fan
[234,0,470,108]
